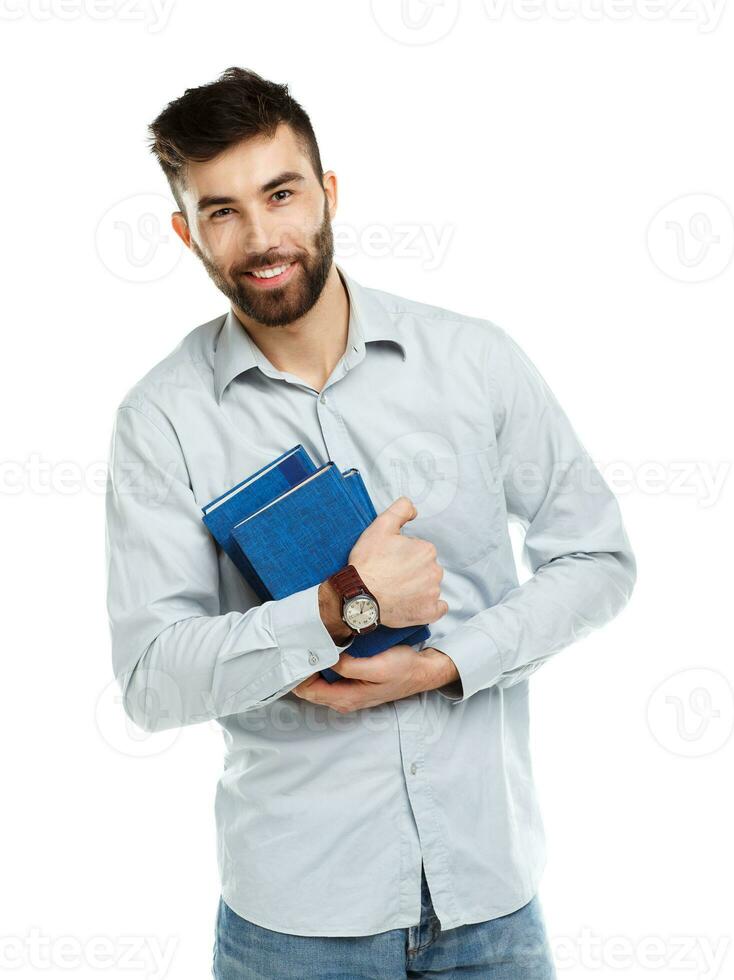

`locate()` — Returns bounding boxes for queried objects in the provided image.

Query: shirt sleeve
[105,404,354,733]
[431,326,637,703]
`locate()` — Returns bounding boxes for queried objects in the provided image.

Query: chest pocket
[404,445,505,572]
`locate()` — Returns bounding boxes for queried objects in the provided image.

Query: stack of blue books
[201,445,430,683]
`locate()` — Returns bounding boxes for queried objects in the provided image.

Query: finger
[334,652,382,680]
[293,675,351,700]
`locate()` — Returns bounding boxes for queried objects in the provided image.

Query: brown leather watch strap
[328,564,370,601]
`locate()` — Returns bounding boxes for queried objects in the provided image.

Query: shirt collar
[213,262,406,404]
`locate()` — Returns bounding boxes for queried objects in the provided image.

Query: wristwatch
[327,564,381,636]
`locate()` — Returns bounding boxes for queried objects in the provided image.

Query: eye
[211,208,234,219]
[271,189,293,203]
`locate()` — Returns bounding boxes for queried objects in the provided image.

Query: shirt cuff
[271,582,355,683]
[430,625,503,703]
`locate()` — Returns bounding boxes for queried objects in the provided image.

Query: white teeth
[250,263,292,279]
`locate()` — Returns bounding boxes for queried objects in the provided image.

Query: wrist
[318,580,355,645]
[418,647,460,692]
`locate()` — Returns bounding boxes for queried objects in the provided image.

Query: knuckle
[429,600,446,621]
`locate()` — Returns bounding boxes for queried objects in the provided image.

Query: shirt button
[410,762,417,775]
[319,393,327,404]
[308,651,319,665]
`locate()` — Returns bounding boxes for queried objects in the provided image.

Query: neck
[231,264,349,392]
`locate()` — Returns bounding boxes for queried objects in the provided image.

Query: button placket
[393,697,460,929]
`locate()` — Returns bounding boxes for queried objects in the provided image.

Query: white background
[2,1,732,977]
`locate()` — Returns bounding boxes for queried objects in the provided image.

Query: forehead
[183,123,312,201]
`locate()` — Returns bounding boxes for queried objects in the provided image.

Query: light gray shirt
[104,262,636,936]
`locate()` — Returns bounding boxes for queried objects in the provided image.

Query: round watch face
[343,595,379,630]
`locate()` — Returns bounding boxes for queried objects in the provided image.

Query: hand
[348,497,448,630]
[291,646,459,714]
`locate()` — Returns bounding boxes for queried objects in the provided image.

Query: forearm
[417,647,462,696]
[116,582,355,733]
[431,547,635,702]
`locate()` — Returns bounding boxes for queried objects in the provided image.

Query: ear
[171,211,192,249]
[322,170,338,220]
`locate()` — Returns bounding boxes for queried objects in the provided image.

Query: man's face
[174,123,335,327]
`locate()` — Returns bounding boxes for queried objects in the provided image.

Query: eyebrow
[197,171,306,213]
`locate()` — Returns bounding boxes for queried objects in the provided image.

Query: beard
[190,197,334,328]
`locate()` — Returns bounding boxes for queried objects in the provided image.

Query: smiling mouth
[243,261,297,286]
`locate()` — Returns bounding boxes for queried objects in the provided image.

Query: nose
[236,206,290,260]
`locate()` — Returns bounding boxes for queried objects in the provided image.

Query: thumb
[376,496,418,532]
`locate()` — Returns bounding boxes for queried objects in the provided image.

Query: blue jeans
[212,864,557,978]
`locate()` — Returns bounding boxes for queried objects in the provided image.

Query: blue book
[202,445,316,596]
[342,468,377,524]
[230,463,430,682]
[202,450,371,598]
[204,448,430,682]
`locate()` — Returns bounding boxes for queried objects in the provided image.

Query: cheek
[206,222,244,265]
[285,199,326,242]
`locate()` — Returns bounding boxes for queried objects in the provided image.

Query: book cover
[201,444,315,595]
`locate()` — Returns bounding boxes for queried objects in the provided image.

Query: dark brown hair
[148,66,324,216]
